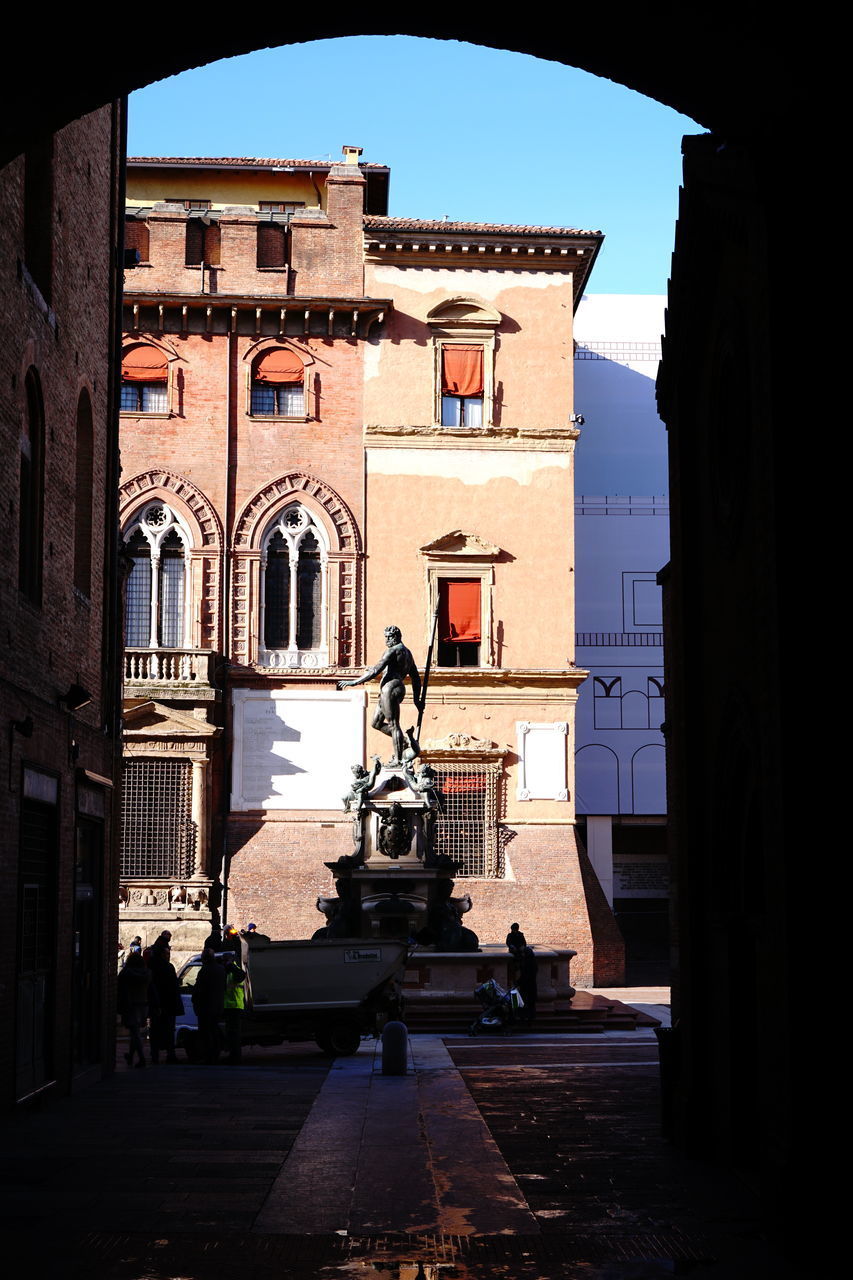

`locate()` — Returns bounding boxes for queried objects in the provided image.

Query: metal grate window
[432,764,502,878]
[121,759,194,879]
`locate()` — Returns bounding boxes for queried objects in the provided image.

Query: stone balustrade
[124,648,215,686]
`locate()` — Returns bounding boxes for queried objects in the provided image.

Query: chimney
[342,145,363,166]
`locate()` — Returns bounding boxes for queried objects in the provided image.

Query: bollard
[381,1020,408,1075]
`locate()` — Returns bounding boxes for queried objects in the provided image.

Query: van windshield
[179,961,201,991]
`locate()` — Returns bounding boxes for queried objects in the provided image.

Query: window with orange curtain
[251,347,306,416]
[437,579,481,666]
[441,345,484,427]
[120,344,168,413]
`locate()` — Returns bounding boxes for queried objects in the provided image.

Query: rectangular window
[251,383,304,416]
[441,395,483,428]
[185,219,220,266]
[432,764,501,878]
[167,197,212,210]
[124,216,150,265]
[257,222,288,268]
[259,201,304,213]
[121,759,194,879]
[437,579,481,666]
[120,382,168,413]
[441,345,484,428]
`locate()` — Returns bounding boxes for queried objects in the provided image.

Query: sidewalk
[3,1023,779,1279]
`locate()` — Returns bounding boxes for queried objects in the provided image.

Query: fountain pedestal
[317,765,479,950]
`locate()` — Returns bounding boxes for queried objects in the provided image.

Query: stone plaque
[613,857,669,898]
[231,689,365,811]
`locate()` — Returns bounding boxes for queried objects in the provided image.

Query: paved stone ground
[2,1022,787,1280]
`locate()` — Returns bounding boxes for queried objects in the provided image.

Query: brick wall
[0,105,123,1103]
[225,818,623,987]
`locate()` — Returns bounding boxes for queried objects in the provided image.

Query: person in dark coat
[192,948,226,1063]
[117,951,159,1067]
[148,943,183,1064]
[506,922,527,955]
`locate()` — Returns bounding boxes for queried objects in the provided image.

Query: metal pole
[416,603,440,744]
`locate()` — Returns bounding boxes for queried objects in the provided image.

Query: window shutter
[442,345,483,397]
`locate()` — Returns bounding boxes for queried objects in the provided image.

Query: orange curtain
[442,345,483,397]
[440,579,481,643]
[441,775,486,793]
[122,345,167,382]
[254,347,304,384]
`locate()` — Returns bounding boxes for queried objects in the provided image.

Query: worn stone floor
[1,1018,787,1279]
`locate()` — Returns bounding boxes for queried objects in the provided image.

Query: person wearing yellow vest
[223,956,247,1064]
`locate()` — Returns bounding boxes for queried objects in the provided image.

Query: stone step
[403,991,653,1034]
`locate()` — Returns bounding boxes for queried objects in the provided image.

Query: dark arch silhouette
[1,19,806,1250]
[2,18,788,164]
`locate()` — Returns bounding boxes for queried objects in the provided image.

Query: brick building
[0,105,125,1103]
[118,147,623,984]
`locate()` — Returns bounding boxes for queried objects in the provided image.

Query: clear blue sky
[129,37,701,295]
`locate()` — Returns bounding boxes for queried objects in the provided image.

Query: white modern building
[573,295,669,981]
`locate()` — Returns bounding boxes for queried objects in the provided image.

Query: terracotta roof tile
[363,216,602,237]
[128,156,389,170]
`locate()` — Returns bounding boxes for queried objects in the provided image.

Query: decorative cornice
[424,668,588,692]
[419,530,500,558]
[364,424,579,448]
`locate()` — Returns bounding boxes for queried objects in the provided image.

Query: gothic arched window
[260,505,328,668]
[123,503,189,648]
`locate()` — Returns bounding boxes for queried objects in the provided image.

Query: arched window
[121,343,168,413]
[250,347,305,417]
[123,502,189,648]
[260,505,328,667]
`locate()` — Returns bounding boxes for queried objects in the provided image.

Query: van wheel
[316,1020,361,1057]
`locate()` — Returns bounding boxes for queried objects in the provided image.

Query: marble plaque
[231,689,365,810]
[516,721,569,801]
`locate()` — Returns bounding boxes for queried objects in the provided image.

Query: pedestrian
[148,943,183,1064]
[143,929,172,964]
[223,953,247,1063]
[222,924,242,956]
[117,950,159,1068]
[506,922,527,956]
[192,947,226,1064]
